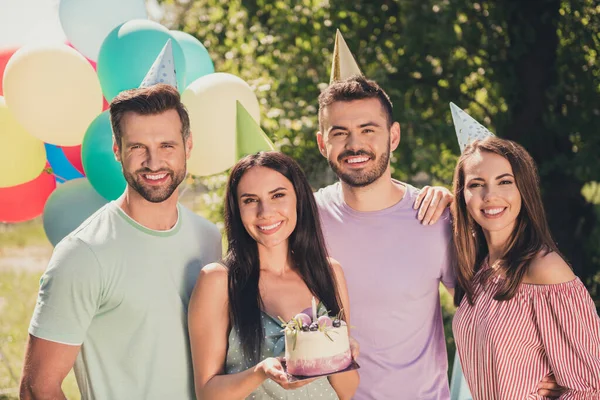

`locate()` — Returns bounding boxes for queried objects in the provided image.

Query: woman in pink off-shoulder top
[450,137,600,400]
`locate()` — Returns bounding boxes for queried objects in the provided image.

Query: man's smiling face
[318,97,399,187]
[114,109,191,203]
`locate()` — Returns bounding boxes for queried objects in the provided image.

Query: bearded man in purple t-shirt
[313,76,564,399]
[314,76,454,400]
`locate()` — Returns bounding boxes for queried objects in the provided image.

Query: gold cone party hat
[330,29,362,83]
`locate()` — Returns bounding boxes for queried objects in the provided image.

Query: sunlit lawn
[0,221,79,399]
[0,269,80,399]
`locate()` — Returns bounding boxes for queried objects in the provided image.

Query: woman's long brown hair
[451,137,563,306]
[223,151,342,365]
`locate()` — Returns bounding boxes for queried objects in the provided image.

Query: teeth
[258,221,282,231]
[483,208,504,215]
[145,173,167,180]
[347,157,369,164]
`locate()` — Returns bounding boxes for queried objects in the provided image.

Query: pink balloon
[60,145,85,175]
[0,47,19,95]
[66,41,96,68]
[0,164,56,223]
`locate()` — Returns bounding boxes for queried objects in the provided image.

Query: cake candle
[311,296,317,322]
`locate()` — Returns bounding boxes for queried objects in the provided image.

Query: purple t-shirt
[315,181,454,400]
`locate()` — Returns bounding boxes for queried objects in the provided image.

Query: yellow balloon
[3,44,103,146]
[182,73,260,176]
[0,97,47,188]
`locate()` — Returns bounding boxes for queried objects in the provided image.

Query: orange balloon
[0,164,56,223]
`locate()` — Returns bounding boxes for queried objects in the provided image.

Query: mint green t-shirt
[29,201,222,400]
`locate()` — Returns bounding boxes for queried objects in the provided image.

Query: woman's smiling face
[237,166,298,250]
[463,150,522,241]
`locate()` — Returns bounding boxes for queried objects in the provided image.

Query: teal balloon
[170,30,215,85]
[97,20,187,101]
[81,111,126,200]
[42,178,108,246]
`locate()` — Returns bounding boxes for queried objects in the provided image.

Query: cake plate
[281,359,360,383]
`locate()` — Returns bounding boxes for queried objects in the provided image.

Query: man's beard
[328,139,390,188]
[123,167,186,203]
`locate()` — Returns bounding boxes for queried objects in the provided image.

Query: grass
[0,220,78,398]
[0,270,80,399]
[0,220,50,250]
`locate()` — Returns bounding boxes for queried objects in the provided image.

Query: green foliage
[159,0,600,300]
[440,286,457,378]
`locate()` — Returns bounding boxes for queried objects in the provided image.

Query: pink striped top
[453,263,600,400]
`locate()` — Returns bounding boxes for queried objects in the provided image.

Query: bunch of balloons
[1,0,264,246]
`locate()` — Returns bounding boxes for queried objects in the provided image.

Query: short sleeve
[29,237,102,346]
[439,211,456,289]
[532,279,600,399]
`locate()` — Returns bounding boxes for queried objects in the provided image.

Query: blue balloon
[42,178,108,246]
[170,30,215,85]
[44,143,84,183]
[97,20,187,101]
[81,111,126,200]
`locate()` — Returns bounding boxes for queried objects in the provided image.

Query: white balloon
[59,0,148,61]
[182,73,260,176]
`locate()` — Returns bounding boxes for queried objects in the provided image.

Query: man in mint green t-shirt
[20,84,221,400]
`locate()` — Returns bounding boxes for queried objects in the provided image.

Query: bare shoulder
[327,257,349,294]
[197,263,228,288]
[201,262,228,275]
[190,263,229,308]
[189,264,229,326]
[327,257,344,276]
[523,251,576,285]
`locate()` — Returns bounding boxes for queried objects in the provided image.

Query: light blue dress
[225,311,340,399]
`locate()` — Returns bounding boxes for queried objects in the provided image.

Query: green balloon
[82,111,126,200]
[42,178,108,246]
[170,30,214,85]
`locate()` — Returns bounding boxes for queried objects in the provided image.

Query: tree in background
[159,0,600,300]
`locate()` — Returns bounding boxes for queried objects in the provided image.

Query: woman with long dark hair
[451,137,600,399]
[188,151,359,399]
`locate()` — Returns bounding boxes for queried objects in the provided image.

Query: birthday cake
[282,306,352,376]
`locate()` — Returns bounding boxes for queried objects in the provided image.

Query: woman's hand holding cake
[254,357,317,390]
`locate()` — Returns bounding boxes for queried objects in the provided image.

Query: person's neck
[258,242,294,276]
[116,187,179,231]
[484,229,511,266]
[340,171,405,212]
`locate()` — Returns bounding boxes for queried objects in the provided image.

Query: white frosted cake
[283,309,352,376]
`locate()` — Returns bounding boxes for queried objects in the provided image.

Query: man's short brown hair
[318,76,394,131]
[109,84,191,148]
